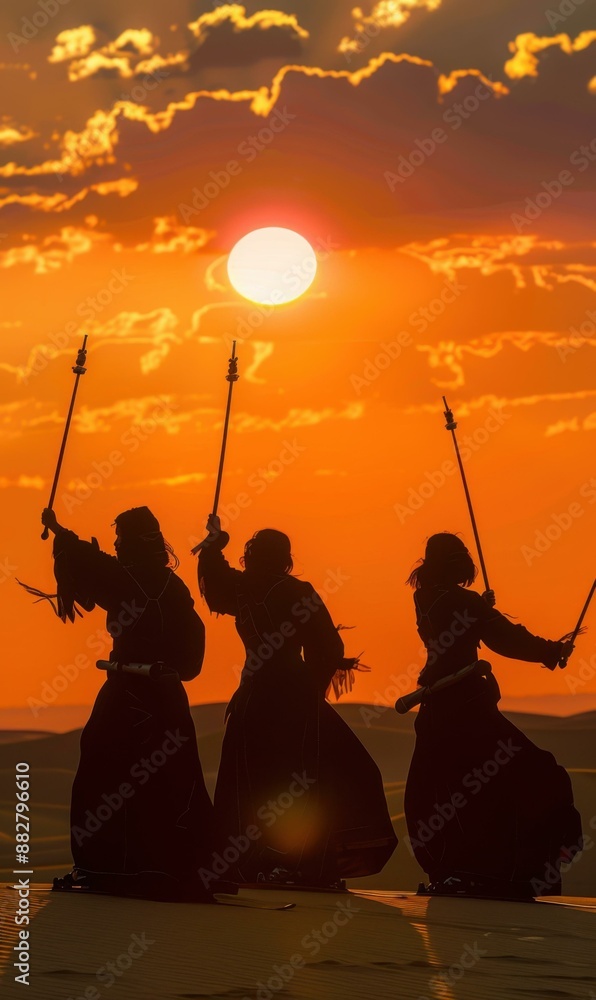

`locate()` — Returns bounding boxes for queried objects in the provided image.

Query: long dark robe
[404,585,582,894]
[53,530,214,881]
[199,545,397,883]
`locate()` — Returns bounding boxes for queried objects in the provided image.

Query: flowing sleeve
[468,592,563,669]
[197,544,242,617]
[299,583,345,690]
[166,576,206,681]
[53,529,121,622]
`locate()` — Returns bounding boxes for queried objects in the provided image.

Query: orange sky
[1,1,596,724]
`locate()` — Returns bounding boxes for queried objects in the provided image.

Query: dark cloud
[187,8,308,69]
[3,47,596,254]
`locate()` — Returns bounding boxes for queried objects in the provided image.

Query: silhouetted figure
[198,517,397,888]
[37,506,214,899]
[404,533,582,898]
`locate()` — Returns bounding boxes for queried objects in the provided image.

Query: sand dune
[1,703,595,895]
[1,704,595,999]
[3,692,596,732]
[0,885,594,1000]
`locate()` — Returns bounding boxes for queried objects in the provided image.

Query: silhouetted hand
[41,508,61,534]
[190,514,229,555]
[557,640,575,669]
[206,514,222,536]
[206,513,229,551]
[482,589,496,608]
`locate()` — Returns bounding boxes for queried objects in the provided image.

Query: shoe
[258,867,346,891]
[418,875,534,900]
[52,869,90,891]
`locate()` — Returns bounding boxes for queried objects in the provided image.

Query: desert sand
[0,703,595,998]
[1,702,595,895]
[1,886,595,999]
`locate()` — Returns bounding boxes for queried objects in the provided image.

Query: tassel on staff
[442,396,494,603]
[41,335,89,541]
[191,342,240,555]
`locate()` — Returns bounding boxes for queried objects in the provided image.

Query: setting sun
[227,227,317,305]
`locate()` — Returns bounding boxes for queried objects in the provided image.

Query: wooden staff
[442,396,491,595]
[41,335,89,541]
[191,342,239,555]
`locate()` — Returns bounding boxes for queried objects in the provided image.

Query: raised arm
[197,516,242,617]
[42,508,121,621]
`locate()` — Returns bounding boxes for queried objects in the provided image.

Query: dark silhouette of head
[242,529,293,576]
[113,506,178,569]
[407,532,477,589]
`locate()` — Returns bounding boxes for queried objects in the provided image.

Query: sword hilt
[97,659,172,678]
[395,660,491,714]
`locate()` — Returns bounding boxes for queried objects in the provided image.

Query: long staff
[442,396,491,595]
[41,336,89,541]
[191,342,239,555]
[558,578,596,668]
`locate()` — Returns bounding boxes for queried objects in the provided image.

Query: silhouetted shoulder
[278,576,329,610]
[167,570,196,603]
